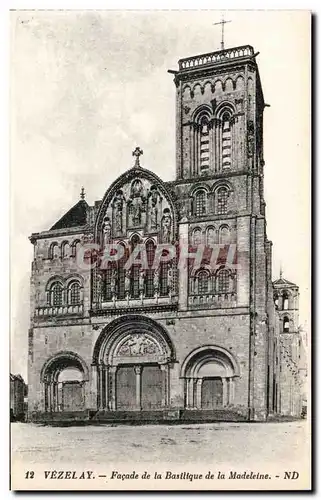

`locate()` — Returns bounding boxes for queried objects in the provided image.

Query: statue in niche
[125,269,131,293]
[132,198,143,226]
[129,179,145,227]
[148,186,161,230]
[102,216,112,247]
[168,265,173,292]
[150,200,158,230]
[139,269,145,292]
[110,268,117,295]
[114,191,124,233]
[96,271,103,302]
[154,267,159,292]
[161,209,172,243]
[131,179,143,198]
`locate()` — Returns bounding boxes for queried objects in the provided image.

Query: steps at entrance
[181,409,247,422]
[29,410,91,424]
[92,408,247,424]
[92,409,178,423]
[29,408,248,425]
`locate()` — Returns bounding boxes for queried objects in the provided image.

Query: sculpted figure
[102,217,112,247]
[161,210,172,243]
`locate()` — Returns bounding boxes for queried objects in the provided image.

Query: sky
[10,10,311,379]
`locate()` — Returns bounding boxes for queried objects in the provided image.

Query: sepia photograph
[10,9,311,491]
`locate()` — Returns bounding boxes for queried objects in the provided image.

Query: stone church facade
[28,44,305,422]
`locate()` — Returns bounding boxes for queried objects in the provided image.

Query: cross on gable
[132,146,143,167]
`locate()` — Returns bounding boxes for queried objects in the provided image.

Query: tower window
[282,292,289,310]
[216,187,229,215]
[200,117,210,170]
[51,283,63,306]
[197,270,209,294]
[192,228,202,246]
[216,268,230,294]
[68,282,81,305]
[283,317,290,333]
[194,190,207,216]
[221,112,232,169]
[219,225,230,244]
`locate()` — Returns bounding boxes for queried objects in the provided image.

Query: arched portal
[181,346,240,410]
[93,315,175,411]
[40,351,89,412]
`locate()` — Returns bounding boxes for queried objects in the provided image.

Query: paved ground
[12,420,309,467]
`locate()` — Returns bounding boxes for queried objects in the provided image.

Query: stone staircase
[29,408,248,425]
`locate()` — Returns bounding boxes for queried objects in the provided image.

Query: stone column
[190,125,195,176]
[104,366,109,410]
[53,382,58,412]
[108,366,117,411]
[192,379,198,409]
[187,378,194,409]
[217,121,223,172]
[222,378,228,407]
[98,365,104,410]
[134,366,142,410]
[44,383,48,412]
[48,383,53,412]
[229,377,235,404]
[160,365,167,407]
[90,364,98,410]
[185,378,190,408]
[196,378,202,409]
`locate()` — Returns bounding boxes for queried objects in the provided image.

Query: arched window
[274,293,279,309]
[130,235,141,299]
[194,190,207,217]
[145,240,155,298]
[282,292,289,310]
[117,243,127,300]
[216,186,229,215]
[283,316,290,333]
[72,240,82,259]
[206,227,216,246]
[200,117,210,170]
[160,262,168,297]
[193,108,212,175]
[192,228,202,246]
[221,111,232,169]
[61,241,71,258]
[49,242,59,259]
[219,225,230,244]
[68,282,81,305]
[197,270,209,295]
[216,268,230,294]
[50,282,63,306]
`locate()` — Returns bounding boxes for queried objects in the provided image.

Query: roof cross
[213,15,232,50]
[80,187,85,200]
[132,146,143,167]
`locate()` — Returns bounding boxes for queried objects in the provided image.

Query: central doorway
[115,364,163,410]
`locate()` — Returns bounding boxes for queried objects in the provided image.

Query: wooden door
[141,365,162,410]
[116,366,136,410]
[201,377,223,409]
[62,381,84,411]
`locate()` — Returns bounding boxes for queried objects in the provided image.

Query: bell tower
[170,45,265,184]
[169,44,272,420]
